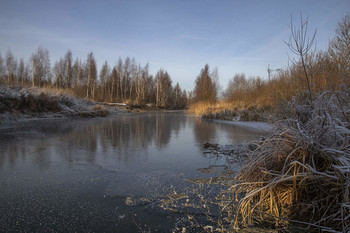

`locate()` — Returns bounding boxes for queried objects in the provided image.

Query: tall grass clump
[188,101,215,115]
[234,91,350,231]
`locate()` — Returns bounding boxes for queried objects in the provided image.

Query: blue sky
[0,0,349,91]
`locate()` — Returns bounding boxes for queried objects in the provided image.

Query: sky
[0,0,349,91]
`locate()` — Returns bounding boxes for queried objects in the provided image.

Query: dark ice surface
[0,112,264,232]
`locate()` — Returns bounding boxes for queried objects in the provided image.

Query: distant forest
[0,50,188,109]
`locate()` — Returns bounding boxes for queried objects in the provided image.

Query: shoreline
[208,119,273,132]
[0,85,127,122]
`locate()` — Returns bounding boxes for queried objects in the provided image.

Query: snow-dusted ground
[0,85,125,122]
[210,119,273,132]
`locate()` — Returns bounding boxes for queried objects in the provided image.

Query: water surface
[0,111,264,232]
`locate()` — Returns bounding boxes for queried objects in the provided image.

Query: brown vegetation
[192,64,219,104]
[189,13,350,123]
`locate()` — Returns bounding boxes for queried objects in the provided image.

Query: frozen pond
[0,111,266,232]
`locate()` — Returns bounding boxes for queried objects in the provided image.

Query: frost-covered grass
[160,90,350,232]
[0,85,121,121]
[234,91,350,232]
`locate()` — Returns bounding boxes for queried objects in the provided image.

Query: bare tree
[211,66,221,98]
[99,61,110,101]
[64,50,73,88]
[193,64,217,103]
[173,82,181,109]
[180,90,188,109]
[0,52,5,83]
[73,58,81,92]
[18,58,25,85]
[285,13,317,103]
[31,47,50,87]
[86,52,97,99]
[329,13,350,86]
[123,57,130,100]
[25,63,30,85]
[53,58,64,89]
[129,58,136,100]
[117,58,123,101]
[156,69,173,107]
[6,50,17,84]
[110,66,119,102]
[141,63,150,103]
[109,66,115,102]
[135,63,142,104]
[226,73,247,101]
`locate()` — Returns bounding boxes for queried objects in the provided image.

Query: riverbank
[188,101,289,123]
[0,85,188,123]
[163,91,350,232]
[0,85,126,122]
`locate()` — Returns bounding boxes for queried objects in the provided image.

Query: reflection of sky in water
[0,112,264,232]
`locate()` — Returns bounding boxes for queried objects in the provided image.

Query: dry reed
[188,101,273,122]
[234,91,350,232]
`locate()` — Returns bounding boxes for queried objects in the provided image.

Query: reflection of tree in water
[155,113,171,149]
[170,112,187,138]
[0,112,188,167]
[58,112,187,162]
[216,122,264,144]
[155,112,188,149]
[32,145,51,169]
[192,118,217,146]
[0,143,50,170]
[0,146,22,168]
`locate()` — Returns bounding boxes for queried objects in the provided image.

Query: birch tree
[53,58,64,89]
[155,69,172,107]
[18,58,25,85]
[31,47,50,87]
[86,52,97,99]
[73,58,82,92]
[122,57,130,100]
[117,58,123,101]
[99,61,110,101]
[173,82,181,109]
[109,66,117,102]
[64,50,73,88]
[6,50,17,84]
[0,52,5,83]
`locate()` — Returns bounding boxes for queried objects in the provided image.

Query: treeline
[0,49,188,109]
[190,13,350,110]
